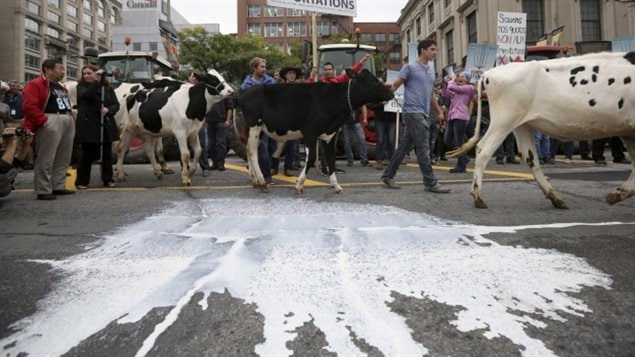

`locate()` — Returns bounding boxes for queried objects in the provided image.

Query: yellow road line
[407,163,536,180]
[66,167,77,190]
[224,163,329,187]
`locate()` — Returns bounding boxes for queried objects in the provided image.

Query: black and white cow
[238,69,393,193]
[447,51,635,208]
[116,69,233,185]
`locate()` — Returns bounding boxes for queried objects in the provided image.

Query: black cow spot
[592,65,599,73]
[185,85,208,121]
[625,76,632,85]
[592,74,597,82]
[618,98,624,109]
[569,76,577,87]
[526,150,535,168]
[570,66,585,75]
[129,84,140,93]
[589,99,597,107]
[609,78,615,85]
[545,68,550,72]
[580,79,588,85]
[624,52,635,64]
[485,78,489,85]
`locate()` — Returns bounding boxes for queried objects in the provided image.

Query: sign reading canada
[266,0,357,17]
[126,0,157,9]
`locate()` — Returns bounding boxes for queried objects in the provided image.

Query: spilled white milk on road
[1,198,616,356]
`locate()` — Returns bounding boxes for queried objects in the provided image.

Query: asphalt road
[1,153,633,356]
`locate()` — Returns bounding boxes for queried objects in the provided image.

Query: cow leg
[189,132,202,178]
[471,126,518,208]
[272,140,285,161]
[246,126,267,190]
[174,132,193,186]
[515,125,567,209]
[607,136,635,204]
[115,129,134,182]
[295,138,316,194]
[324,139,342,193]
[155,139,174,174]
[143,138,164,180]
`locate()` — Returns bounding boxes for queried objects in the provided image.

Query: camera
[15,128,30,137]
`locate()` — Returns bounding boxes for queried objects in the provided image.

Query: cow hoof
[183,181,192,187]
[552,199,569,209]
[295,187,304,195]
[607,191,623,205]
[474,197,488,209]
[260,184,269,192]
[335,186,343,194]
[162,168,175,174]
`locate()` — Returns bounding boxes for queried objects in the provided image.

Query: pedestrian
[279,66,303,176]
[205,97,234,173]
[22,58,76,200]
[239,57,277,184]
[74,64,120,189]
[1,125,31,198]
[4,79,34,170]
[442,71,476,173]
[381,39,450,193]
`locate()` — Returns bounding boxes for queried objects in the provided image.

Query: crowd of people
[1,39,631,200]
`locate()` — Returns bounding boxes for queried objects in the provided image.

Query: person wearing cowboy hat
[280,66,303,83]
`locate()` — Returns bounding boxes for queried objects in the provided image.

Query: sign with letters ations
[266,0,357,17]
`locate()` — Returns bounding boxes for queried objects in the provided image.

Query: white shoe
[564,158,572,164]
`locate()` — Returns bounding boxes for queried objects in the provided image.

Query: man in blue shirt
[381,39,450,193]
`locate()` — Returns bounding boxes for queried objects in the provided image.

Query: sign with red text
[496,11,527,65]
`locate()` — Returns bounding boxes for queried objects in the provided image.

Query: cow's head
[195,69,234,97]
[345,69,394,105]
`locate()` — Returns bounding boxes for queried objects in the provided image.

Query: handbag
[103,115,120,142]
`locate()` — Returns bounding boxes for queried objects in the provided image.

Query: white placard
[384,70,403,113]
[496,11,527,65]
[266,0,357,17]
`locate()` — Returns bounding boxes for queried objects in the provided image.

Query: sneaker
[382,177,400,189]
[449,168,466,173]
[52,189,75,195]
[76,185,88,190]
[202,170,210,177]
[496,158,505,165]
[545,158,555,164]
[37,194,57,200]
[346,161,353,167]
[506,157,520,164]
[217,163,226,171]
[595,159,607,166]
[563,158,572,164]
[613,158,632,164]
[265,177,273,185]
[375,160,384,170]
[425,183,451,193]
[361,160,370,167]
[320,167,329,176]
[104,181,116,187]
[333,167,345,174]
[283,169,294,177]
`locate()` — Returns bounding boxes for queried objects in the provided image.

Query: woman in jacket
[75,64,120,189]
[442,72,476,173]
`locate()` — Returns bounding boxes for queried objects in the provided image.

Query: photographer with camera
[0,123,31,198]
[74,64,119,189]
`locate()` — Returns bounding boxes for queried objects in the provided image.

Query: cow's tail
[446,77,482,158]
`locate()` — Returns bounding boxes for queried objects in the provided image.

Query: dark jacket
[205,97,234,124]
[75,81,119,143]
[4,92,24,119]
[22,76,67,132]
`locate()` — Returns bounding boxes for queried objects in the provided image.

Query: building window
[110,7,118,25]
[331,26,338,35]
[361,33,372,42]
[523,0,544,43]
[67,4,77,17]
[162,0,168,16]
[83,0,91,11]
[47,27,60,38]
[82,27,93,38]
[466,11,477,43]
[389,51,401,64]
[25,18,40,33]
[265,6,284,17]
[133,42,141,51]
[428,3,435,24]
[149,42,158,51]
[83,12,93,25]
[98,0,105,18]
[68,36,79,48]
[66,20,77,32]
[25,35,41,51]
[446,29,454,64]
[415,17,421,36]
[444,0,452,8]
[47,11,60,24]
[287,22,306,37]
[406,28,411,43]
[288,8,305,16]
[26,1,40,16]
[98,20,106,32]
[247,23,261,36]
[67,66,78,80]
[248,4,261,17]
[580,0,601,41]
[264,22,284,38]
[389,32,400,44]
[25,54,40,69]
[25,72,39,82]
[375,33,385,42]
[317,21,330,36]
[48,0,60,8]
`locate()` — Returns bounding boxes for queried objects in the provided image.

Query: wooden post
[312,12,318,81]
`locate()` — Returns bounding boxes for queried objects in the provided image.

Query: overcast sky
[170,0,409,34]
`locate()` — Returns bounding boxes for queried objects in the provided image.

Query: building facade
[355,22,402,71]
[237,0,354,54]
[0,0,122,83]
[397,0,635,74]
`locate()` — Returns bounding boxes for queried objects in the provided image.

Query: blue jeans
[207,121,227,165]
[382,113,437,188]
[283,140,297,170]
[550,139,573,160]
[444,119,469,170]
[259,136,272,178]
[535,131,551,159]
[375,120,396,161]
[495,134,516,160]
[342,121,368,162]
[428,120,439,161]
[320,131,339,170]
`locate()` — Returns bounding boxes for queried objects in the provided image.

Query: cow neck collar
[347,80,354,115]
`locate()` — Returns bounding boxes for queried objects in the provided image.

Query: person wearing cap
[277,66,303,176]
